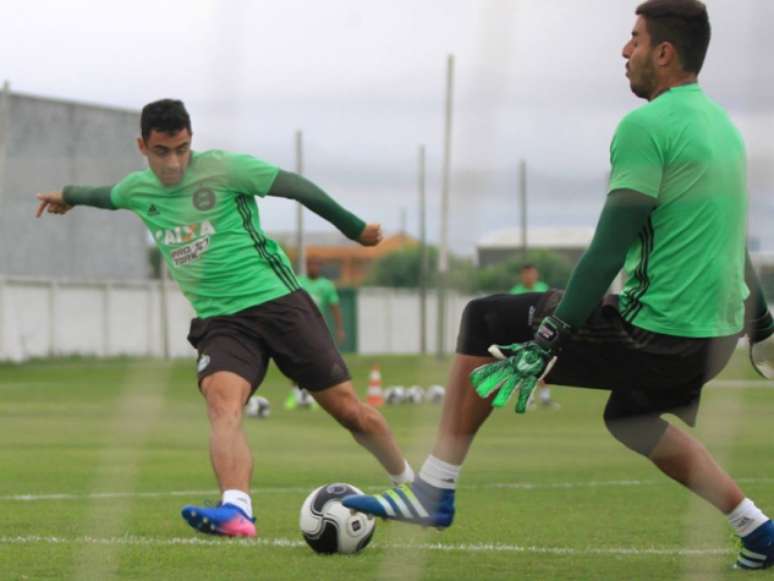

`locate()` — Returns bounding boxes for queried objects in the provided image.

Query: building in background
[476,226,594,268]
[275,231,416,286]
[0,83,149,279]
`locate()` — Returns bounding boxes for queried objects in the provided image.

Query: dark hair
[140,99,192,141]
[520,264,537,272]
[636,0,710,74]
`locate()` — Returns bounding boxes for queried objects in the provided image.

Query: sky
[1,0,772,255]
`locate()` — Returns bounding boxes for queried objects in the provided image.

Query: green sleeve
[268,170,366,241]
[227,152,280,197]
[62,185,117,210]
[608,113,664,199]
[554,189,657,328]
[326,280,340,305]
[745,251,774,342]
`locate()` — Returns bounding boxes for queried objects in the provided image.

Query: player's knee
[603,408,666,457]
[204,386,243,424]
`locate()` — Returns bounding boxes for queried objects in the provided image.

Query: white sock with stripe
[222,489,253,519]
[419,455,461,490]
[389,460,416,485]
[727,498,769,538]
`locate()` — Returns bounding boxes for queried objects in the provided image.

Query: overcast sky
[1,0,772,254]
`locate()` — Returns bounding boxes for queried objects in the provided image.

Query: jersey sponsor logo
[171,237,210,267]
[193,188,216,211]
[153,220,216,267]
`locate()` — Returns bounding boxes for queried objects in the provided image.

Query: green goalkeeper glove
[748,311,774,380]
[470,315,572,413]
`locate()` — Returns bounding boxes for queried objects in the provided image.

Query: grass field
[0,351,772,580]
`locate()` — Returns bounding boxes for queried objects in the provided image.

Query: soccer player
[285,256,346,410]
[35,99,415,538]
[344,0,774,569]
[509,264,557,409]
[509,263,549,295]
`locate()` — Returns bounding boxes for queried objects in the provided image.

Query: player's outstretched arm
[745,252,774,379]
[268,170,380,246]
[35,185,116,218]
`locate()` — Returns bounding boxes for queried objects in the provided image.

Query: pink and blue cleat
[181,503,256,538]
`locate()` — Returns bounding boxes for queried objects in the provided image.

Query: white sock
[727,498,769,537]
[540,387,551,403]
[222,489,253,519]
[389,460,415,485]
[419,455,461,490]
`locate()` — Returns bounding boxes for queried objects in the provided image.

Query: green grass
[0,352,772,580]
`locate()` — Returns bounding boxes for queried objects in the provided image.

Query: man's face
[520,267,538,287]
[138,129,192,186]
[622,16,659,100]
[306,258,321,278]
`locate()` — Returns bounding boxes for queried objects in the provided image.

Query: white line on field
[0,534,734,557]
[2,477,772,503]
[708,380,773,389]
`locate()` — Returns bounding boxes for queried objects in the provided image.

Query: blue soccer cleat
[181,503,257,537]
[736,520,774,570]
[342,478,455,529]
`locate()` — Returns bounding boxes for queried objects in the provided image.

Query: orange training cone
[366,364,385,407]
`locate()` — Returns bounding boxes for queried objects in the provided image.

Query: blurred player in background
[345,0,774,570]
[35,99,415,539]
[285,256,346,410]
[510,264,558,409]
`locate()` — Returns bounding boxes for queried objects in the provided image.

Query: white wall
[0,276,196,362]
[0,278,481,361]
[357,288,476,355]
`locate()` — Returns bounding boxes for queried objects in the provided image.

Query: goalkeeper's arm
[745,252,774,343]
[552,189,657,328]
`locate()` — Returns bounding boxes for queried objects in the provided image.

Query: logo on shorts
[197,354,211,373]
[193,188,216,211]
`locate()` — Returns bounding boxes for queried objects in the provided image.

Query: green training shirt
[298,276,339,311]
[510,281,549,295]
[609,84,748,338]
[110,150,299,318]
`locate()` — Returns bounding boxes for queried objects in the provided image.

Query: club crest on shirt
[193,188,216,211]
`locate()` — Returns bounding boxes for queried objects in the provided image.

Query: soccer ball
[384,385,406,405]
[404,385,425,404]
[426,384,446,404]
[299,483,376,555]
[245,395,271,418]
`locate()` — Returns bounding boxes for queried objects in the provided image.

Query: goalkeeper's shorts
[457,290,738,427]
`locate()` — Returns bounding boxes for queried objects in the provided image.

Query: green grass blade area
[0,351,771,580]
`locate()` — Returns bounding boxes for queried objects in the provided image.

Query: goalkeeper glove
[748,310,774,380]
[470,315,572,413]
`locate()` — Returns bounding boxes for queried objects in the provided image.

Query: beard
[628,58,657,100]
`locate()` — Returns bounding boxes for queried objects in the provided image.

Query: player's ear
[137,137,147,157]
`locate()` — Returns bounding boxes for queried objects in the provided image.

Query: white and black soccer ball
[245,395,271,418]
[426,384,446,404]
[404,385,425,404]
[384,385,406,405]
[299,483,376,555]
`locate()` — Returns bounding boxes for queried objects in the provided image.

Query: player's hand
[358,224,383,247]
[471,342,555,413]
[470,315,571,413]
[748,311,774,379]
[35,192,73,218]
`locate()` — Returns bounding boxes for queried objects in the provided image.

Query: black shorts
[187,290,351,393]
[457,291,739,425]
